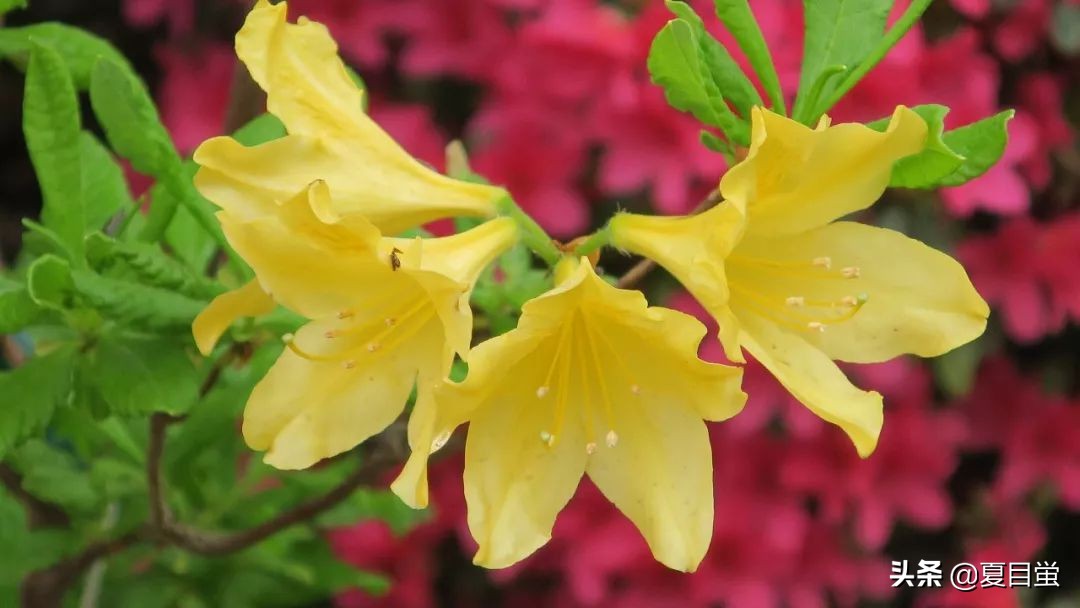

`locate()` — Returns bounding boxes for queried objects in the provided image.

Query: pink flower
[958,216,1080,342]
[123,0,195,35]
[470,100,591,237]
[994,398,1080,510]
[491,0,636,106]
[941,112,1035,217]
[593,82,726,214]
[993,0,1051,61]
[155,43,235,154]
[394,0,515,82]
[288,0,406,67]
[781,361,959,550]
[1016,72,1074,190]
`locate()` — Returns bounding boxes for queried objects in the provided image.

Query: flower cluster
[127,0,1079,605]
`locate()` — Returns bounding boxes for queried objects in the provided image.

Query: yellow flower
[609,106,989,457]
[393,257,745,572]
[192,0,505,234]
[193,181,518,469]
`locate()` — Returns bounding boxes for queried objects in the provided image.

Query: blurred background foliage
[0,0,1078,607]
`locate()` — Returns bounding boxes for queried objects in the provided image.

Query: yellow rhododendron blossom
[609,106,989,458]
[393,257,746,572]
[192,0,506,234]
[193,181,518,469]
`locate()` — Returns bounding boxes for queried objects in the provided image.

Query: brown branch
[616,190,724,289]
[21,532,142,608]
[0,464,70,529]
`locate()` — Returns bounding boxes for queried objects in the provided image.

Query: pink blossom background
[127,0,1079,606]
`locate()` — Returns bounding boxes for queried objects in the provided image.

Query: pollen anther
[842,266,861,279]
[813,256,833,269]
[342,360,356,369]
[786,296,806,307]
[807,321,826,332]
[585,442,597,455]
[536,386,549,398]
[605,430,619,448]
[366,342,380,353]
[630,384,640,395]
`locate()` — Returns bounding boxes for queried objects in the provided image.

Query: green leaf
[232,113,287,147]
[0,0,27,17]
[86,232,222,299]
[162,162,220,272]
[25,254,74,310]
[23,42,84,263]
[711,0,785,114]
[0,347,75,459]
[867,105,964,189]
[810,0,933,121]
[0,278,43,333]
[89,58,180,181]
[937,110,1014,187]
[0,23,131,88]
[868,107,1013,189]
[648,19,747,144]
[70,270,208,330]
[664,1,761,119]
[794,0,891,122]
[9,439,99,513]
[84,334,199,416]
[80,132,136,233]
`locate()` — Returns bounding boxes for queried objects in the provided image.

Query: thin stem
[495,197,561,267]
[811,0,934,122]
[572,225,612,258]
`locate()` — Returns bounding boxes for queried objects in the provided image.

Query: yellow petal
[408,259,743,568]
[735,310,883,457]
[191,280,276,356]
[721,106,927,236]
[609,206,746,362]
[585,394,714,572]
[194,132,505,234]
[215,2,507,233]
[244,317,445,469]
[236,0,366,139]
[384,217,519,287]
[216,183,393,319]
[729,222,989,363]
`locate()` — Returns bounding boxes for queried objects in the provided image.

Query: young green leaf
[811,0,934,121]
[89,58,180,181]
[233,113,288,147]
[0,347,75,460]
[162,162,221,272]
[80,132,136,233]
[936,110,1014,187]
[794,0,891,123]
[648,19,747,145]
[9,439,100,513]
[0,277,42,333]
[26,254,74,310]
[869,107,1013,189]
[867,105,964,189]
[0,23,131,89]
[712,0,786,114]
[86,232,222,300]
[84,333,199,416]
[70,270,208,330]
[664,0,761,118]
[23,42,84,264]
